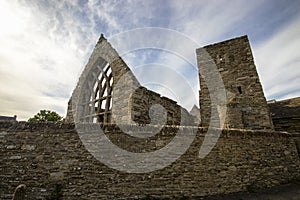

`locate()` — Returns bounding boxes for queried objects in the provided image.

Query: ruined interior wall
[268,97,300,133]
[197,36,274,130]
[1,122,299,199]
[272,118,300,133]
[130,87,196,126]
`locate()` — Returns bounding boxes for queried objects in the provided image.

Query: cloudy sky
[0,0,300,121]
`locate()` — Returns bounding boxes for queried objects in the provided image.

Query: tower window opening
[237,86,242,94]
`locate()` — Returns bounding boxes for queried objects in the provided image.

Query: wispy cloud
[253,13,300,100]
[0,0,88,119]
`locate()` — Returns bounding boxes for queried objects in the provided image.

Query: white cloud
[87,0,122,33]
[253,13,300,100]
[168,0,263,43]
[0,0,88,120]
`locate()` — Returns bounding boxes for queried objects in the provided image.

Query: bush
[28,110,63,122]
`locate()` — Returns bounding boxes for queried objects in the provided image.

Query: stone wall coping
[0,121,298,138]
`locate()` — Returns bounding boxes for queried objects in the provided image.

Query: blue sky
[0,0,300,120]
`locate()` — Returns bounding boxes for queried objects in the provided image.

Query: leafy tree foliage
[28,110,63,122]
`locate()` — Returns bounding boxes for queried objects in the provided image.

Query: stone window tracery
[93,63,113,123]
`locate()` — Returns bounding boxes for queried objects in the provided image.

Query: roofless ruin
[1,34,299,199]
[66,34,274,131]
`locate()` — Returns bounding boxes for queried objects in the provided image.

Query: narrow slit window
[237,86,242,94]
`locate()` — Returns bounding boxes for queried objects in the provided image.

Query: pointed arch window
[93,63,113,123]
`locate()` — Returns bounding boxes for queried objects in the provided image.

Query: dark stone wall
[272,118,300,133]
[1,122,299,199]
[268,97,300,133]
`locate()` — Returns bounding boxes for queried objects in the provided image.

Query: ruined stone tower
[196,35,274,130]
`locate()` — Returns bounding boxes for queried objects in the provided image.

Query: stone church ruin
[66,35,275,131]
[1,34,299,199]
[66,34,196,126]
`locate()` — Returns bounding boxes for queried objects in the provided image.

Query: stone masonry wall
[272,118,300,133]
[1,121,299,199]
[130,87,196,126]
[65,98,74,123]
[197,35,274,130]
[268,97,300,133]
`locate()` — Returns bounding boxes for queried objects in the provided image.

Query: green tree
[28,110,63,122]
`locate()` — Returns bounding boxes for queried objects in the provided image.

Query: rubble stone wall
[272,118,300,133]
[1,122,299,199]
[130,87,196,126]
